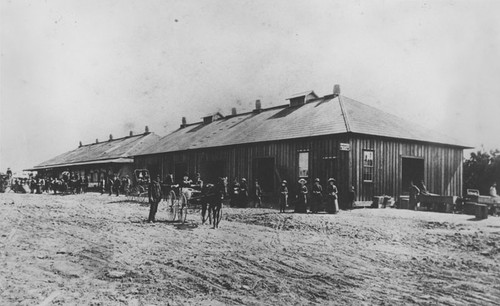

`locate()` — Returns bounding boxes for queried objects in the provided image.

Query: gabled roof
[138,95,469,156]
[30,133,160,170]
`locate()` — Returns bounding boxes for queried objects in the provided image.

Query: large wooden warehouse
[134,86,470,206]
[27,128,159,188]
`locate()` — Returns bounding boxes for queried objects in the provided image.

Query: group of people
[3,172,90,195]
[100,175,131,197]
[229,178,263,208]
[292,177,353,214]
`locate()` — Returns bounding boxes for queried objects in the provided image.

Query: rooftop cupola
[286,90,318,107]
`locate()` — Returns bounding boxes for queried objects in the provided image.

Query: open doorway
[402,157,424,192]
[200,160,226,184]
[174,163,188,183]
[253,157,275,193]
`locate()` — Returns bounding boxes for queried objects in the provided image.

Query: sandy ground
[0,193,499,306]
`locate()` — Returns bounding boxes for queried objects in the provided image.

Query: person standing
[148,176,163,223]
[107,176,114,196]
[347,186,356,211]
[253,179,263,208]
[230,179,240,207]
[193,173,203,191]
[409,181,420,210]
[295,179,308,213]
[239,178,249,208]
[326,178,339,214]
[279,180,288,213]
[113,175,121,196]
[311,178,323,213]
[123,175,130,195]
[490,182,499,197]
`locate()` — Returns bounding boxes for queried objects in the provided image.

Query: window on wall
[298,152,309,178]
[363,150,374,182]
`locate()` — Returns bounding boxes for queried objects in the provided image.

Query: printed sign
[340,143,350,151]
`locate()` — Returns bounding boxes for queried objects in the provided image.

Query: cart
[127,169,150,203]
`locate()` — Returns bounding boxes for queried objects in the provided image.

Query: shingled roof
[29,132,160,170]
[138,95,469,156]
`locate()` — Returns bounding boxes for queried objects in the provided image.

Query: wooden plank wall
[135,134,464,203]
[135,134,350,198]
[350,135,463,202]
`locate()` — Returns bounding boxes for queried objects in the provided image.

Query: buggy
[127,169,150,203]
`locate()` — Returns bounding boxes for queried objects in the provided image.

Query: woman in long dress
[295,178,308,213]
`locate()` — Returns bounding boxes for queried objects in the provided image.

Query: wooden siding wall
[350,135,463,202]
[135,134,464,204]
[135,135,351,199]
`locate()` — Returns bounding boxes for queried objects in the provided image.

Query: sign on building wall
[340,143,350,151]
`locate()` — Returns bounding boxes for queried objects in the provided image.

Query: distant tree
[463,149,500,195]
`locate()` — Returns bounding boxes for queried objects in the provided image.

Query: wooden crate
[475,204,488,220]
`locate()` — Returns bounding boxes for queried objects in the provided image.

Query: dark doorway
[174,163,188,183]
[318,158,338,186]
[200,160,226,184]
[253,158,275,193]
[402,157,424,192]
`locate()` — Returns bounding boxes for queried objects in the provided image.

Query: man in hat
[326,178,339,214]
[295,178,308,213]
[311,178,323,213]
[148,176,163,223]
[279,180,288,213]
[113,175,121,196]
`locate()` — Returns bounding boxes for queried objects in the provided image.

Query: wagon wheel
[165,191,177,221]
[178,193,188,223]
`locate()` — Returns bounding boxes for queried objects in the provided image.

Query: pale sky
[1,0,499,173]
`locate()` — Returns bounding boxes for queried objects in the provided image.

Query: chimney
[180,117,187,128]
[253,99,262,113]
[109,134,113,141]
[79,141,82,147]
[144,125,149,134]
[129,131,134,136]
[231,107,237,116]
[333,84,341,96]
[95,138,99,144]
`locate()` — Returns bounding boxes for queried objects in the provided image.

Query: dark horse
[201,177,227,228]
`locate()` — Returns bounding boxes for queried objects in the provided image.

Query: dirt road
[1,193,499,305]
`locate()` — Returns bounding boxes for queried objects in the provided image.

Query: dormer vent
[203,112,224,124]
[286,90,318,107]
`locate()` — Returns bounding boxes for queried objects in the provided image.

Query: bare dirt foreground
[1,193,499,306]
